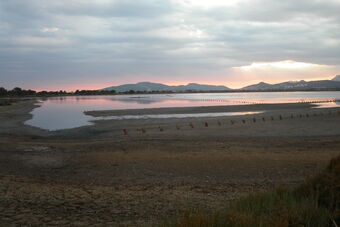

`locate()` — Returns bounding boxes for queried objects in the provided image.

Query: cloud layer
[1,0,340,90]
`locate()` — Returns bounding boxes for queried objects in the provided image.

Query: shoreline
[0,98,45,136]
[1,89,340,99]
[85,102,316,117]
[2,99,340,138]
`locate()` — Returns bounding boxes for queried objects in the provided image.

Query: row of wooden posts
[122,109,340,135]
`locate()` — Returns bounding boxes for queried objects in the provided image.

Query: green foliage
[0,87,36,96]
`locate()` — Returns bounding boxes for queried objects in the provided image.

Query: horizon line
[2,75,339,92]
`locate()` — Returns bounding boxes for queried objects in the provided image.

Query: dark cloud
[0,0,339,89]
[197,0,340,22]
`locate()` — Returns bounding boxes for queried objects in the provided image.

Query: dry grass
[168,155,340,227]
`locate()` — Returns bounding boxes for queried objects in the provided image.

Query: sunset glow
[235,61,330,71]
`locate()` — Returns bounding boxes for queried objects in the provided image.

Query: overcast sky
[1,0,340,90]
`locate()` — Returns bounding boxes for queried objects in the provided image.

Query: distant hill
[174,83,230,91]
[241,82,272,90]
[101,82,230,92]
[241,80,340,91]
[332,75,340,81]
[101,76,340,93]
[102,82,169,92]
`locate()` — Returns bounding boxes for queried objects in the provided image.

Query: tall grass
[167,156,339,227]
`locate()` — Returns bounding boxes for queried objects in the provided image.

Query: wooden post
[123,129,128,135]
[205,122,208,127]
[253,117,256,123]
[279,115,282,120]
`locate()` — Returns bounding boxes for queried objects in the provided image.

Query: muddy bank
[0,98,45,137]
[3,99,340,139]
[85,102,315,116]
[0,99,340,225]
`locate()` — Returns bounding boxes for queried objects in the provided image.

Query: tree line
[0,87,217,97]
[0,87,117,97]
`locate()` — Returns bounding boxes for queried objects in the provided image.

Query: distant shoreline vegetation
[0,87,117,97]
[1,86,340,98]
[2,77,340,97]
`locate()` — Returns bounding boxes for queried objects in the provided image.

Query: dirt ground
[0,99,339,226]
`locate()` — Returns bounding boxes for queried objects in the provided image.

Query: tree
[26,89,36,95]
[37,91,48,96]
[11,87,23,96]
[0,87,7,96]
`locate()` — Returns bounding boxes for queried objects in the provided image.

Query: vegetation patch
[168,156,339,227]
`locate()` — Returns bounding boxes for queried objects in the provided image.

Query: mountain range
[101,75,340,92]
[241,79,340,91]
[101,82,230,92]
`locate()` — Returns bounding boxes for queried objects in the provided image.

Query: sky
[1,0,340,91]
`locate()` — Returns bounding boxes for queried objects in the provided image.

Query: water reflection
[26,101,96,131]
[93,111,262,121]
[314,101,340,108]
[25,92,340,131]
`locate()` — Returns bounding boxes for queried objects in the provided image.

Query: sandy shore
[85,102,314,116]
[0,99,339,225]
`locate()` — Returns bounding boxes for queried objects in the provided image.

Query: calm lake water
[25,91,340,131]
